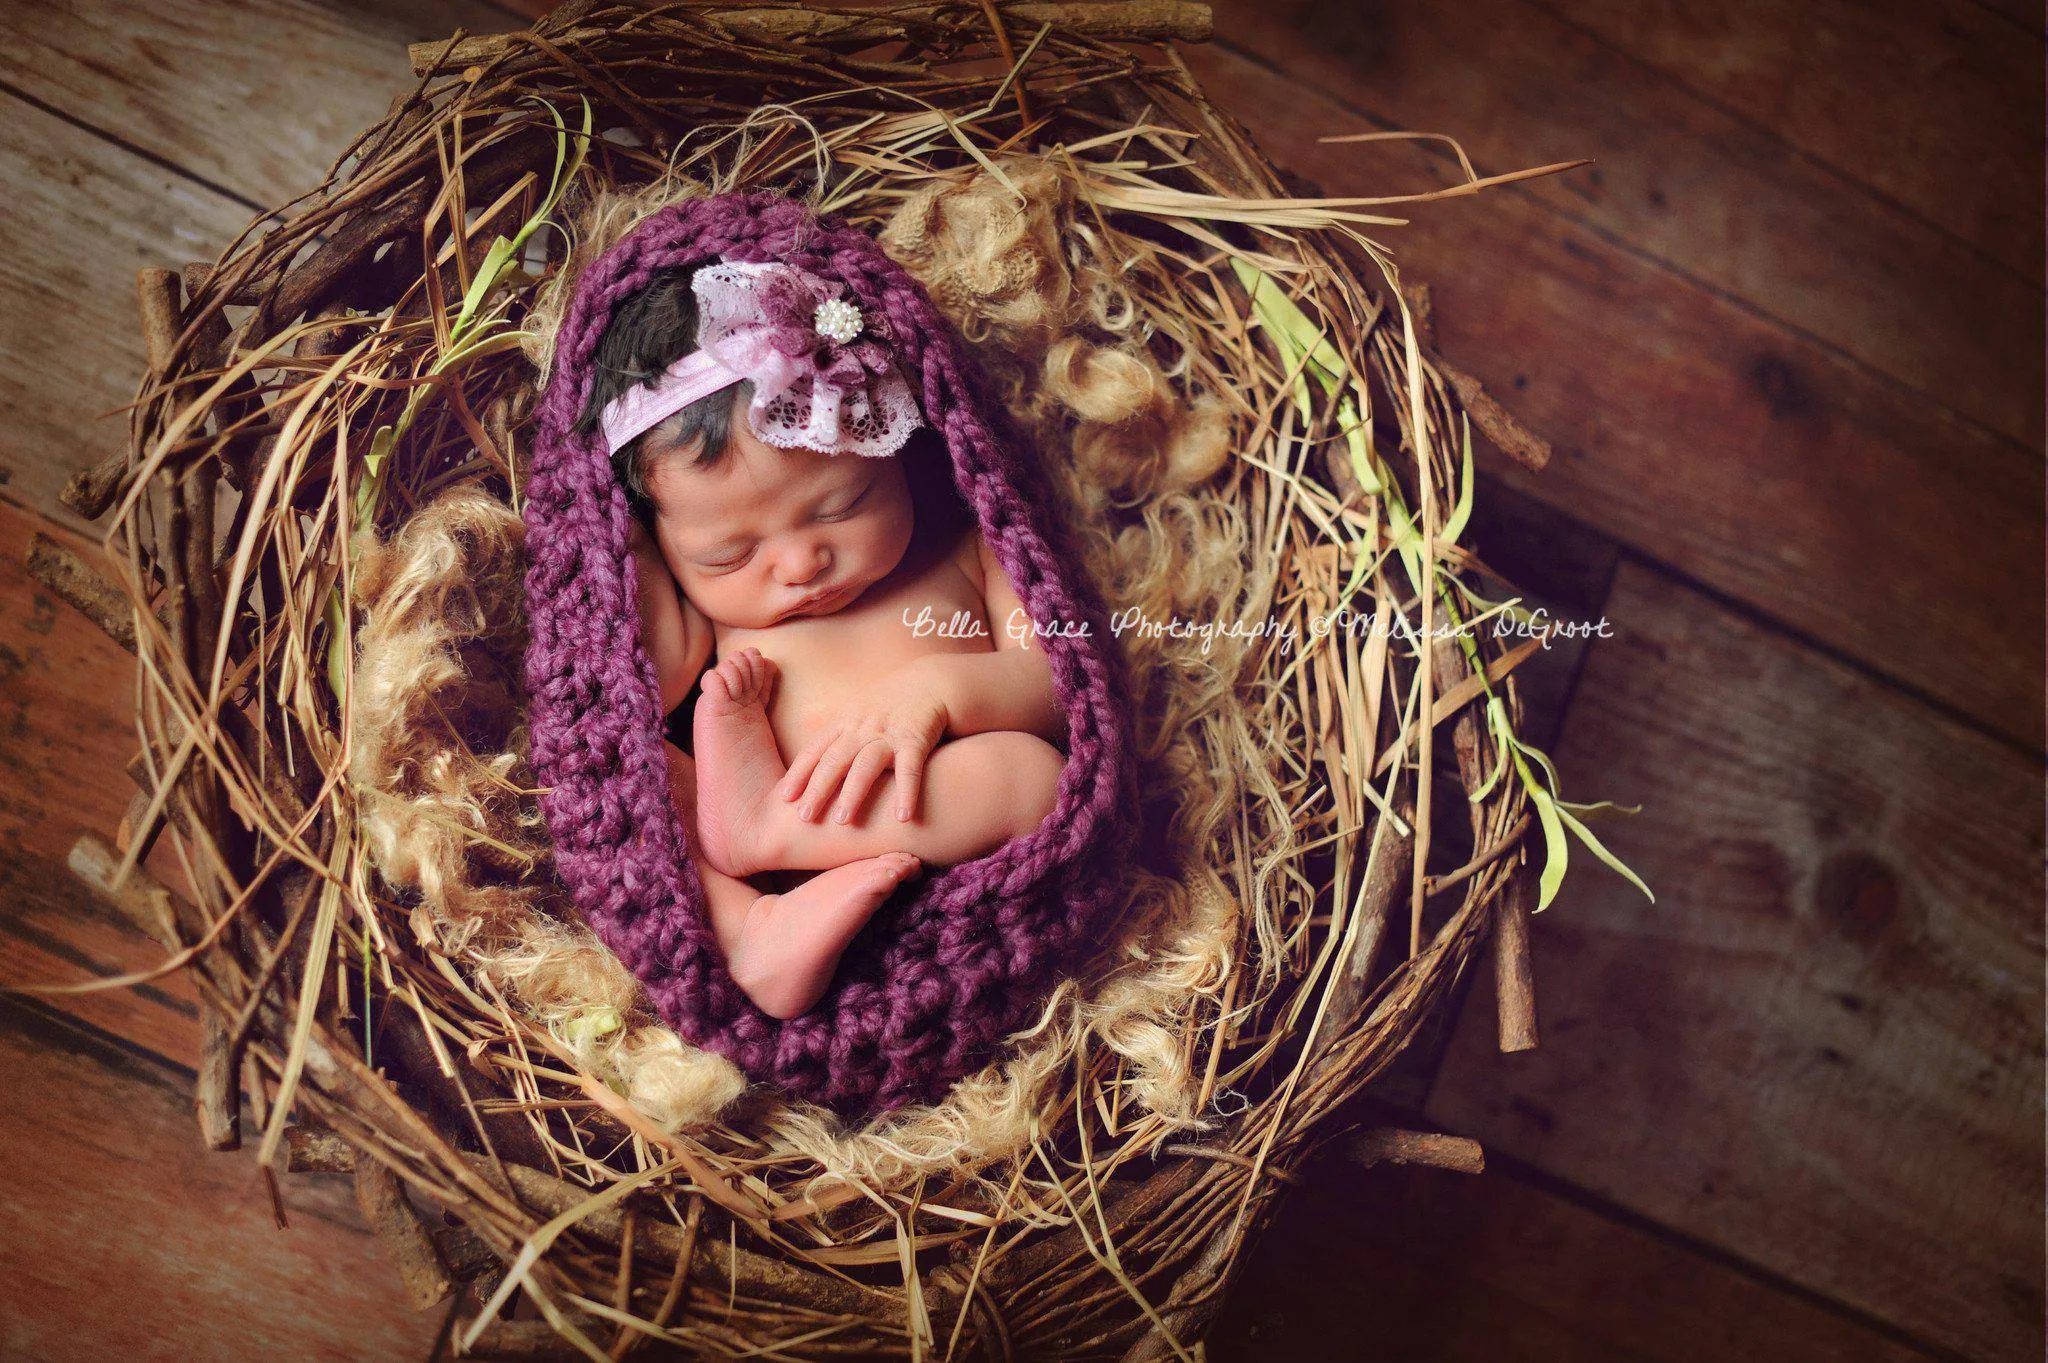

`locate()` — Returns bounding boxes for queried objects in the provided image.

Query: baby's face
[642,414,914,630]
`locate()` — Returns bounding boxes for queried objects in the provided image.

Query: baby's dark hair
[575,263,748,520]
[574,258,968,542]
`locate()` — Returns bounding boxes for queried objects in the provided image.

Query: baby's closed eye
[813,478,874,522]
[694,543,755,571]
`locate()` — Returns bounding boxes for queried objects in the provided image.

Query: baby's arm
[630,518,713,714]
[918,528,1067,746]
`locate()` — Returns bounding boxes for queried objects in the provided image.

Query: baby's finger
[833,743,895,825]
[796,733,865,822]
[894,744,928,823]
[777,730,833,802]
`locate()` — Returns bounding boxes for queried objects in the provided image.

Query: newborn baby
[579,259,1067,1020]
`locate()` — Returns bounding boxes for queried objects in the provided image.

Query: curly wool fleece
[522,191,1141,1112]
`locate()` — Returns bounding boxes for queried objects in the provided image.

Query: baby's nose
[780,543,832,586]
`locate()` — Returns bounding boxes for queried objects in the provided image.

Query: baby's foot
[728,852,922,1019]
[692,648,791,878]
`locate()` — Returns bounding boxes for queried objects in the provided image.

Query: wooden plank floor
[0,1,2038,1359]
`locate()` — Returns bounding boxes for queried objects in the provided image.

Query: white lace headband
[598,260,922,459]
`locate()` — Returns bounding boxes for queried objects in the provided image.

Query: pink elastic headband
[596,260,922,460]
[599,349,744,455]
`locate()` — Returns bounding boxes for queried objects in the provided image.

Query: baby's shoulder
[946,522,988,590]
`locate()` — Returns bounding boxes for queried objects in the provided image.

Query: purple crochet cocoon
[521,191,1141,1113]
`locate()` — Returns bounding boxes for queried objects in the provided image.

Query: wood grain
[1207,0,2043,448]
[0,0,509,213]
[0,995,443,1361]
[1184,40,2045,749]
[0,98,254,526]
[0,499,213,1060]
[0,484,447,1357]
[0,0,518,531]
[1425,558,2046,1361]
[1209,1158,1935,1362]
[1549,0,2045,281]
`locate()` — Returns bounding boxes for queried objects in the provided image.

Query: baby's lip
[788,580,853,617]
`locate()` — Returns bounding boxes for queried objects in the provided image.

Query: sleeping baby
[576,258,1067,1021]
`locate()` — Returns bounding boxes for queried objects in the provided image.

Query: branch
[409,2,1215,75]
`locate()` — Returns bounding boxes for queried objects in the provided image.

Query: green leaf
[1516,732,1565,796]
[449,96,592,348]
[1466,701,1510,802]
[439,325,531,372]
[564,1006,623,1045]
[452,233,519,341]
[1230,256,1350,394]
[1528,780,1570,912]
[1339,394,1384,494]
[1556,798,1645,822]
[1336,534,1388,606]
[1228,248,1651,917]
[1441,412,1475,547]
[1383,496,1426,597]
[1466,744,1506,802]
[354,422,397,527]
[1554,801,1656,905]
[332,96,594,731]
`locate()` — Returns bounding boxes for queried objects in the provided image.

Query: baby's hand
[776,660,949,825]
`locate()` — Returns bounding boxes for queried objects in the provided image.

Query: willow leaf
[1556,798,1645,821]
[1230,256,1349,392]
[1466,697,1511,802]
[1527,779,1570,912]
[1339,393,1383,494]
[453,233,520,341]
[1441,413,1475,547]
[1554,801,1656,905]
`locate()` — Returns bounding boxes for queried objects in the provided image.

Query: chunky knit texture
[522,192,1140,1113]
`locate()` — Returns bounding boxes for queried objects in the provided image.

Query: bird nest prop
[45,2,1625,1357]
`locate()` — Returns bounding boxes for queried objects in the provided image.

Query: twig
[196,1005,241,1150]
[616,1195,700,1361]
[1305,795,1414,1071]
[284,1124,359,1173]
[1161,1144,1303,1187]
[279,1130,894,1324]
[1117,1210,1239,1363]
[407,2,1215,74]
[1493,867,1539,1053]
[66,835,181,952]
[374,994,554,1170]
[356,1154,458,1310]
[25,533,145,652]
[1424,812,1533,897]
[1440,361,1552,472]
[1348,1126,1485,1175]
